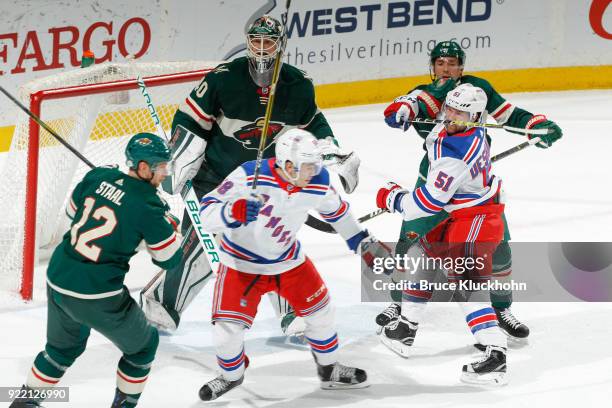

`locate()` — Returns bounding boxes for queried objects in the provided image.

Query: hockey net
[0,61,221,300]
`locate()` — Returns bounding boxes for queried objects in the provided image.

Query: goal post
[0,61,221,300]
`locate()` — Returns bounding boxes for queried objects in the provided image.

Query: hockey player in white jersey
[196,129,378,400]
[376,83,508,385]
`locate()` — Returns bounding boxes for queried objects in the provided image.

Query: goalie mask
[246,15,286,87]
[443,83,488,131]
[125,132,174,176]
[275,129,323,185]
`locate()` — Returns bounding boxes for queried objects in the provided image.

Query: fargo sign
[0,17,151,76]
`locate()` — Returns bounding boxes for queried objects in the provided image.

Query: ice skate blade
[379,332,411,358]
[320,380,370,390]
[460,370,508,386]
[505,332,529,347]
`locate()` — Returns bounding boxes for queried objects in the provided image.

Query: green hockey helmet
[430,41,466,66]
[125,132,173,174]
[246,15,286,87]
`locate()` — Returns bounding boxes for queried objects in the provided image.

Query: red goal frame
[20,68,212,300]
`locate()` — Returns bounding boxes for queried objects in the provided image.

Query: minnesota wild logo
[233,117,285,150]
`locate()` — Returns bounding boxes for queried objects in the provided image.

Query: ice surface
[1,89,611,407]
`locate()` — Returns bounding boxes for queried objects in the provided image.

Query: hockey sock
[459,303,507,347]
[214,322,247,381]
[116,356,153,406]
[491,241,513,309]
[400,282,432,323]
[303,304,339,366]
[27,350,67,388]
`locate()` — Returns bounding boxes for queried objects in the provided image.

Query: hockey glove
[376,182,408,214]
[526,115,563,148]
[227,196,263,225]
[384,96,415,130]
[357,231,394,273]
[318,137,361,194]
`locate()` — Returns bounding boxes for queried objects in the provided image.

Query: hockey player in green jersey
[10,133,182,408]
[140,15,360,334]
[376,40,563,341]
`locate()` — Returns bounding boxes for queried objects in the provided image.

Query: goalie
[140,15,360,334]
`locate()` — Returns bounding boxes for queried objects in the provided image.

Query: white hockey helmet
[444,83,488,124]
[275,129,323,182]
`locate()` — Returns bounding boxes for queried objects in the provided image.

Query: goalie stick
[307,136,543,233]
[251,0,292,189]
[136,75,221,274]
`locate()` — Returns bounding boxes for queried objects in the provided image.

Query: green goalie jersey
[409,75,536,139]
[171,56,335,190]
[46,166,182,299]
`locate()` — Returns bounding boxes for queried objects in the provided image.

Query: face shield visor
[150,160,175,176]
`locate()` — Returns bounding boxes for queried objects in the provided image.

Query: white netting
[0,61,221,296]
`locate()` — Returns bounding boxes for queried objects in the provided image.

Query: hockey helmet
[275,129,323,182]
[125,132,173,175]
[430,40,466,66]
[246,15,286,87]
[443,83,488,125]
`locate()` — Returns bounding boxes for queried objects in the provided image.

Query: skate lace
[332,363,355,380]
[499,309,522,329]
[208,377,230,395]
[382,304,400,319]
[474,346,493,364]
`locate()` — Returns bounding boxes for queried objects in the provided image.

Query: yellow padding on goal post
[0,65,610,153]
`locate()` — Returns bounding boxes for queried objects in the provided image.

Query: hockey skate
[379,316,418,358]
[375,303,401,333]
[317,361,369,390]
[461,345,508,386]
[494,307,530,342]
[8,385,42,408]
[199,375,245,401]
[111,388,137,408]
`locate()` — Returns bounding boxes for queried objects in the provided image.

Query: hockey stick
[136,75,221,273]
[0,85,96,169]
[308,136,543,233]
[251,0,292,190]
[404,118,553,135]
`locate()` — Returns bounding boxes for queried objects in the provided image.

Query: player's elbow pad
[162,125,207,195]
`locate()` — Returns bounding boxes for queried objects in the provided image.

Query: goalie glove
[162,124,207,195]
[376,182,409,213]
[317,137,361,194]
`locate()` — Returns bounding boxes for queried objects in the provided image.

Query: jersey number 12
[70,197,118,262]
